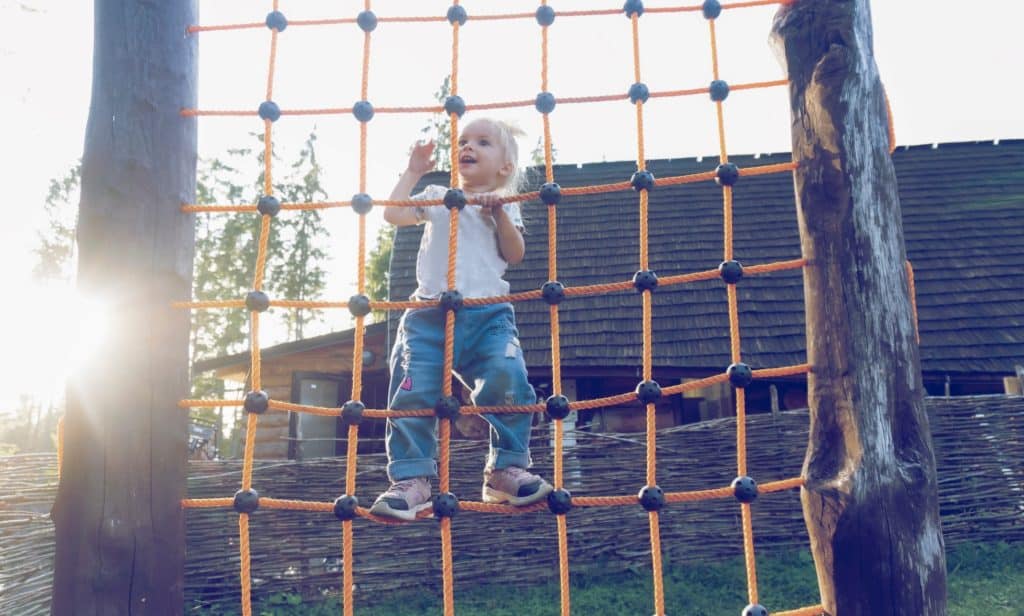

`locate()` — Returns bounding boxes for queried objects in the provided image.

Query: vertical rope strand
[711,13,760,604]
[439,418,455,616]
[239,5,281,614]
[884,86,897,154]
[736,387,748,476]
[441,16,461,609]
[343,25,374,616]
[742,502,759,605]
[649,511,666,614]
[727,284,741,363]
[263,122,274,196]
[241,412,258,491]
[723,186,734,261]
[557,513,571,616]
[441,515,455,616]
[266,32,279,102]
[342,520,354,616]
[906,260,919,343]
[630,10,663,616]
[239,514,253,616]
[541,7,570,613]
[253,216,272,291]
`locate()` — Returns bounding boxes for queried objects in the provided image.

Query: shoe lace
[389,477,424,496]
[496,466,530,481]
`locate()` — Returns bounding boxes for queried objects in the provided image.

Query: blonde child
[369,118,552,521]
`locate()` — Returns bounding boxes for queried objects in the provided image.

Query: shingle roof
[389,140,1024,375]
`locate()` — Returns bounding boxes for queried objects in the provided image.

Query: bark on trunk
[51,1,197,613]
[770,2,947,614]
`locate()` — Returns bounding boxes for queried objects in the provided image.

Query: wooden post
[52,1,197,613]
[771,2,947,614]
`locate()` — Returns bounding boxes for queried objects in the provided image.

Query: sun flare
[0,283,109,411]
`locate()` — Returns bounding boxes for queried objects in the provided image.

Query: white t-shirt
[410,184,524,300]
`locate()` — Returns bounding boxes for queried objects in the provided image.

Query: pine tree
[33,132,334,453]
[33,163,81,282]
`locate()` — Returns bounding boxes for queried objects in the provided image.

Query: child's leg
[457,303,536,471]
[385,307,446,481]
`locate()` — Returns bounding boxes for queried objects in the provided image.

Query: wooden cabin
[196,140,1024,458]
[194,322,392,459]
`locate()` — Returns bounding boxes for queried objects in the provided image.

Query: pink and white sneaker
[482,466,553,507]
[369,477,432,521]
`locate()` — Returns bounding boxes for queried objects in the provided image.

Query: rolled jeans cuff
[487,447,532,472]
[388,457,438,482]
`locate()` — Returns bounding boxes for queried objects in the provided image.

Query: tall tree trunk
[52,1,197,613]
[770,2,947,614]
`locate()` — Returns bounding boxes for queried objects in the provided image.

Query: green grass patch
[197,541,1024,615]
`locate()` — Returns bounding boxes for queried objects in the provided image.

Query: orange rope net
[173,1,905,614]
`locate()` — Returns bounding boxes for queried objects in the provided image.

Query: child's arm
[493,207,526,265]
[383,141,435,227]
[475,193,526,265]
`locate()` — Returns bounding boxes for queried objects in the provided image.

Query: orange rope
[736,388,748,476]
[343,12,375,612]
[884,86,897,153]
[250,312,261,391]
[541,11,572,612]
[178,77,787,119]
[241,413,257,491]
[440,11,462,616]
[722,186,735,261]
[179,159,797,213]
[179,364,808,417]
[556,513,570,615]
[343,427,360,495]
[239,513,253,616]
[649,511,665,613]
[185,3,790,35]
[742,501,759,604]
[906,260,919,344]
[710,7,763,608]
[775,606,826,616]
[182,476,805,514]
[175,257,799,310]
[343,520,354,616]
[177,3,835,615]
[630,11,666,615]
[728,285,741,363]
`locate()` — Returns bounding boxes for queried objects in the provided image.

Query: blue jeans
[385,302,537,481]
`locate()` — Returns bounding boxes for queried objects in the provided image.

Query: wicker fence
[2,395,1022,614]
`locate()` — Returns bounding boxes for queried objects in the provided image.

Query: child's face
[457,120,511,191]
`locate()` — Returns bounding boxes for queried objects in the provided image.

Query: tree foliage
[33,163,81,283]
[364,224,394,323]
[419,75,453,172]
[0,395,60,455]
[191,131,331,398]
[25,132,333,454]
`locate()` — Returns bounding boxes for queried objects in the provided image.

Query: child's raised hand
[407,141,436,175]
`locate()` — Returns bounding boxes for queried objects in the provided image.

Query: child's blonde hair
[462,117,526,196]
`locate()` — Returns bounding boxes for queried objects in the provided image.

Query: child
[369,118,552,521]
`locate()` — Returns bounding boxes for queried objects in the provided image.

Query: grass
[198,541,1024,615]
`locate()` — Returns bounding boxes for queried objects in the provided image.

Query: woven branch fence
[2,395,1022,614]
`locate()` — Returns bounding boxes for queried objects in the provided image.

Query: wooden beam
[771,2,947,614]
[51,1,197,613]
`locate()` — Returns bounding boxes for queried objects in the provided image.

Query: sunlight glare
[0,283,109,411]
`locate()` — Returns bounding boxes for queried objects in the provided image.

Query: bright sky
[1,0,1022,414]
